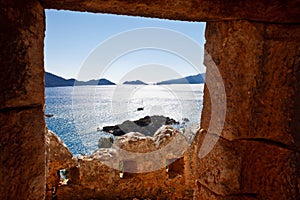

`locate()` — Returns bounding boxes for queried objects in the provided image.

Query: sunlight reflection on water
[45,84,203,156]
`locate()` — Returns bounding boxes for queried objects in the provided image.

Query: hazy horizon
[45,10,206,83]
[46,70,205,85]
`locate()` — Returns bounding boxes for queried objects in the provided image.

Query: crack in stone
[203,132,299,152]
[0,104,43,113]
[234,137,299,153]
[229,192,258,198]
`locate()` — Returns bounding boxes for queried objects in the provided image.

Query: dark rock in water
[182,118,190,122]
[45,114,54,118]
[102,115,179,136]
[98,137,114,148]
[102,125,126,136]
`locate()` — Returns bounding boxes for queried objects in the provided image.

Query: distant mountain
[45,72,75,87]
[123,80,148,85]
[74,79,115,86]
[45,72,115,87]
[157,73,205,85]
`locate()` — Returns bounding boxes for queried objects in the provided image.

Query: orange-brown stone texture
[200,20,300,199]
[45,127,197,200]
[0,0,45,199]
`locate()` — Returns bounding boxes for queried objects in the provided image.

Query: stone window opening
[166,157,184,179]
[58,168,70,186]
[44,9,206,157]
[44,9,206,199]
[119,161,124,178]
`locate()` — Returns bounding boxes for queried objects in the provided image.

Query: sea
[45,84,204,156]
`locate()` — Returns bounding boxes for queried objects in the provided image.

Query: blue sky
[44,10,206,83]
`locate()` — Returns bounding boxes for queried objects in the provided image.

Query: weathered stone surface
[254,24,300,151]
[113,126,189,172]
[201,19,300,199]
[195,131,299,199]
[43,0,300,23]
[202,20,300,149]
[201,20,264,142]
[98,136,114,148]
[240,141,300,199]
[0,107,46,200]
[55,157,193,200]
[238,140,299,199]
[194,181,257,200]
[0,1,46,198]
[0,0,45,109]
[46,130,77,193]
[46,128,195,199]
[153,125,190,158]
[114,132,157,153]
[196,132,242,196]
[113,126,188,154]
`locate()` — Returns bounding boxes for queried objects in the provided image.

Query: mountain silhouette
[157,73,205,85]
[45,72,115,87]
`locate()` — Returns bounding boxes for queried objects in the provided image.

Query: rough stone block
[46,130,77,191]
[195,131,299,199]
[239,140,299,200]
[0,107,46,200]
[197,133,242,196]
[43,0,299,23]
[0,0,45,109]
[203,20,300,150]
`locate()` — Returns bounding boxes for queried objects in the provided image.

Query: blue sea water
[45,84,204,156]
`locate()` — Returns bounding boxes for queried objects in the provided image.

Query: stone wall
[42,0,299,23]
[0,1,45,199]
[46,130,77,197]
[46,128,197,199]
[0,0,299,199]
[199,20,300,199]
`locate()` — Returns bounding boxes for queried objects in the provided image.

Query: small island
[122,80,148,85]
[102,115,179,136]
